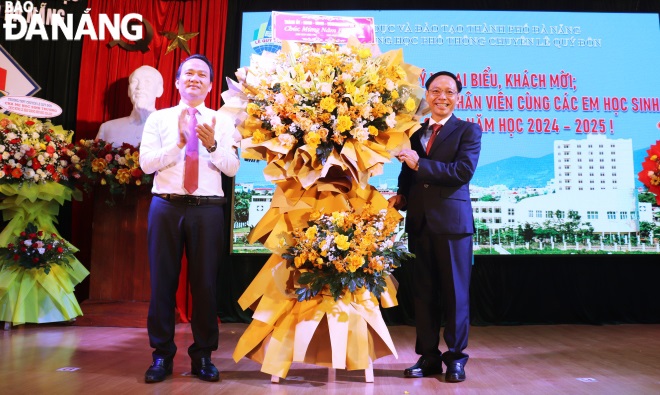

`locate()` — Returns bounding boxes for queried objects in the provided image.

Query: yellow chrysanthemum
[252,130,266,144]
[368,125,379,136]
[390,90,399,100]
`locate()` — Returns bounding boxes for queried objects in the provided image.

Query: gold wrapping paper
[233,181,401,378]
[224,39,424,379]
[232,254,399,377]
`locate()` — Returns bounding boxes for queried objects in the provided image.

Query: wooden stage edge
[75,300,150,327]
[1,323,659,394]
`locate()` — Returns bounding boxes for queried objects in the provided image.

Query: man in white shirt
[96,65,163,147]
[140,54,240,383]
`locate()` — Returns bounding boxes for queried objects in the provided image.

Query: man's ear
[156,84,164,98]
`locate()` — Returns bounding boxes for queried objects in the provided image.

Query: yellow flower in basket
[283,206,414,302]
[223,39,425,189]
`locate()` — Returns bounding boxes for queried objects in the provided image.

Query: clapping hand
[177,110,216,150]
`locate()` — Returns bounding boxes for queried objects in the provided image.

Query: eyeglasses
[427,89,457,98]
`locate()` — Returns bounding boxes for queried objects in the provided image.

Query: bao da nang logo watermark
[3,1,143,41]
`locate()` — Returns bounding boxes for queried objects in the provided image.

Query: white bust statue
[96,65,164,147]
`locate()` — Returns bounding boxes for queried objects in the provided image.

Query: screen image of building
[471,134,653,237]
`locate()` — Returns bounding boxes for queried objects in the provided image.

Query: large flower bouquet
[0,114,76,186]
[69,139,152,198]
[227,38,424,378]
[0,222,73,274]
[226,39,425,189]
[638,140,660,204]
[0,114,89,326]
[284,206,413,302]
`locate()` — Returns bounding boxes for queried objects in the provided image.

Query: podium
[76,186,152,327]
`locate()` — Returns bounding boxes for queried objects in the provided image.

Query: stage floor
[1,322,659,394]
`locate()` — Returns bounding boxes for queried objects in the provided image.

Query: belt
[154,194,227,206]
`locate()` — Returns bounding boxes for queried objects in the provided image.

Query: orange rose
[91,158,107,172]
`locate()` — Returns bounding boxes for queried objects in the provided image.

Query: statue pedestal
[77,186,151,327]
[88,186,152,302]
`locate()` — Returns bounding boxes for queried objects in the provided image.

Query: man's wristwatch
[206,140,217,153]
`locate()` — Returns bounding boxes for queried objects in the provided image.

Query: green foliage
[293,244,415,302]
[234,191,252,223]
[638,192,658,205]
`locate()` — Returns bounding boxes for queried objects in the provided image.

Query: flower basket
[223,39,423,380]
[0,114,89,326]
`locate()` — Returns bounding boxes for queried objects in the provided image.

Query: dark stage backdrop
[1,0,659,325]
[218,0,660,325]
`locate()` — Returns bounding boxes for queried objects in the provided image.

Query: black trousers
[146,196,224,361]
[409,226,472,367]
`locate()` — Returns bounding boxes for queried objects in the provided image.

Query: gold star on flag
[160,20,199,55]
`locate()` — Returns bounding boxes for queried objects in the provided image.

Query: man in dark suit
[389,71,482,383]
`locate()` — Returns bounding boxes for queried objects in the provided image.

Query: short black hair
[425,71,462,93]
[176,54,214,82]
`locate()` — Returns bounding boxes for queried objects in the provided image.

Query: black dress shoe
[145,358,173,383]
[191,357,220,382]
[445,362,466,382]
[403,356,443,378]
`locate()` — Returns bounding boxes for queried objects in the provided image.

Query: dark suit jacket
[397,114,482,235]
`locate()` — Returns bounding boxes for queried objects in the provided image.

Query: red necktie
[183,107,199,194]
[426,123,442,154]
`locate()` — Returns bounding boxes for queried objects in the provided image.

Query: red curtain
[74,0,229,322]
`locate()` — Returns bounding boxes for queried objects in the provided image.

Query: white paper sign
[0,96,62,118]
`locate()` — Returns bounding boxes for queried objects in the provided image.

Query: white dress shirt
[139,101,240,196]
[421,114,451,152]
